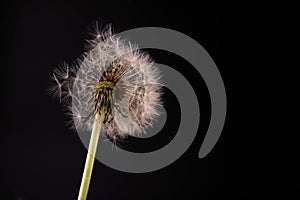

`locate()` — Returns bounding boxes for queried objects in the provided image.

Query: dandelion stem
[78,112,103,200]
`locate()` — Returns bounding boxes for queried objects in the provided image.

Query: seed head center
[94,81,115,122]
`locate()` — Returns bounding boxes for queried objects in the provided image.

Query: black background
[0,1,298,199]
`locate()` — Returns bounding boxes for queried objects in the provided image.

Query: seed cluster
[50,26,163,139]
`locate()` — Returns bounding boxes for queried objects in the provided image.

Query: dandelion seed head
[50,25,163,139]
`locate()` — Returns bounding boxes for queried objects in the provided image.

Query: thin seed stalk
[78,112,103,200]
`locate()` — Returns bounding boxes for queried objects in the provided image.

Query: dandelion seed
[49,25,163,200]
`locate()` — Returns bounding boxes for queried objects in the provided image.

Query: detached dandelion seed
[49,25,163,200]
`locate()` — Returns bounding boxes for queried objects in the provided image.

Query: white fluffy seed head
[50,25,163,139]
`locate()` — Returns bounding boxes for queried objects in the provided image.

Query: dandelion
[49,25,163,200]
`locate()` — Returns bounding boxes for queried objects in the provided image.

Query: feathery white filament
[50,26,163,139]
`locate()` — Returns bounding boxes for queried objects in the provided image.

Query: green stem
[78,112,103,200]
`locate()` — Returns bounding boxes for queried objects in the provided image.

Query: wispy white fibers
[50,25,163,140]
